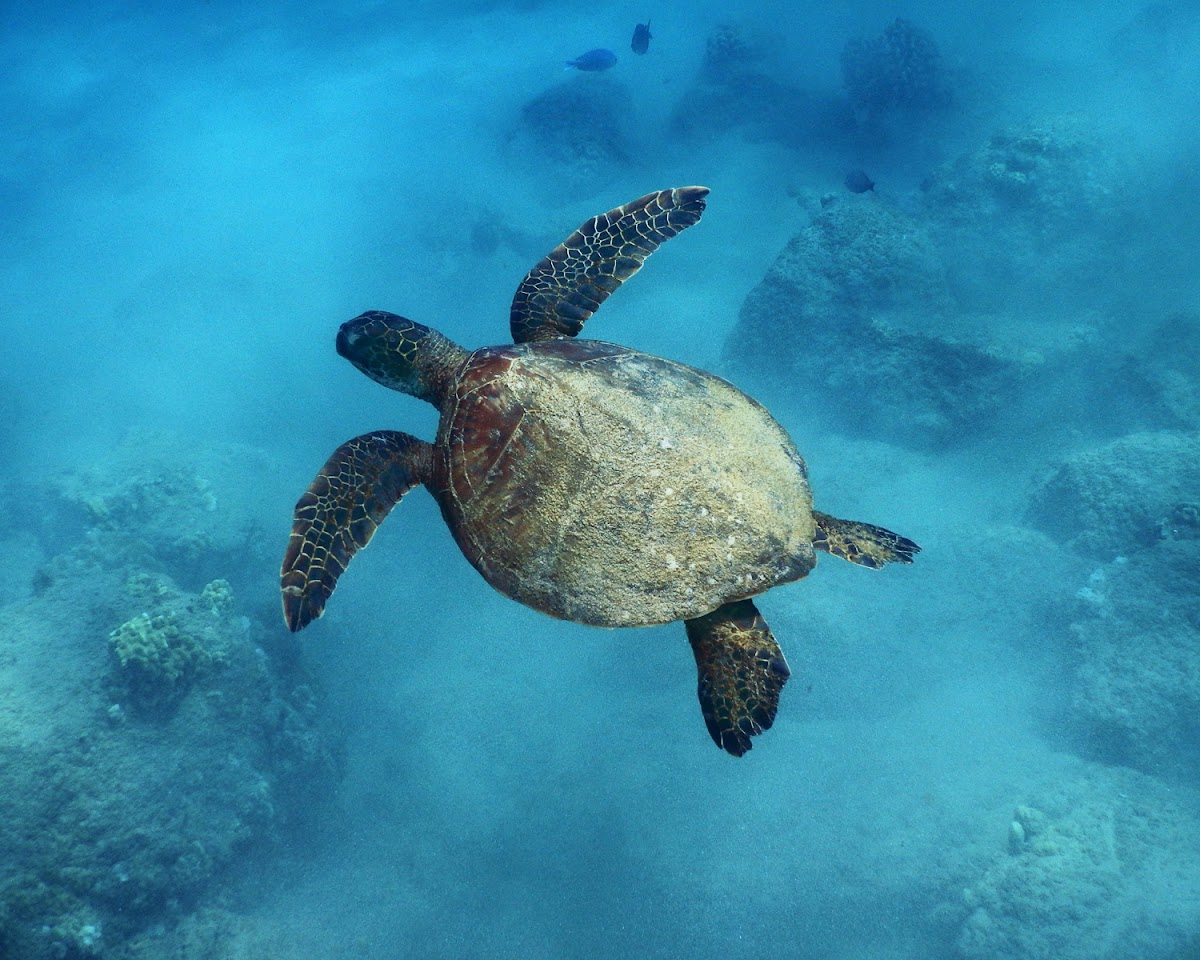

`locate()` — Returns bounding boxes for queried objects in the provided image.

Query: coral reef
[669,23,848,146]
[507,79,632,198]
[109,610,211,711]
[1114,312,1200,431]
[955,768,1200,959]
[699,22,761,86]
[722,116,1163,452]
[1028,431,1200,777]
[1026,431,1200,556]
[920,116,1128,314]
[45,428,287,620]
[107,578,236,713]
[840,18,950,120]
[760,196,952,317]
[915,118,1194,441]
[1069,536,1200,777]
[120,906,293,959]
[724,195,1028,448]
[924,118,1117,229]
[0,433,341,958]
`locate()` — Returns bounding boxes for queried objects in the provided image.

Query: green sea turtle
[281,186,919,756]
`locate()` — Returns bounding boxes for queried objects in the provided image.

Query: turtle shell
[432,337,816,627]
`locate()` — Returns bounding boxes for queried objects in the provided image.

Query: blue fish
[565,48,618,71]
[844,169,876,193]
[631,20,652,55]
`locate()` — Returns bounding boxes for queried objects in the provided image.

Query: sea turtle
[281,186,919,756]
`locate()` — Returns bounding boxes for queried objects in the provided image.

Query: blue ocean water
[2,1,1199,958]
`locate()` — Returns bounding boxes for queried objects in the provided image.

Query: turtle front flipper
[510,186,709,344]
[684,599,791,757]
[281,431,434,632]
[812,511,921,568]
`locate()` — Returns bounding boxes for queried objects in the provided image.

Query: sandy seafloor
[2,1,1199,958]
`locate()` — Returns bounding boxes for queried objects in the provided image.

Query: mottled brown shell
[431,338,816,627]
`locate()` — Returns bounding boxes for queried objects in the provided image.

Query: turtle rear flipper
[281,431,433,631]
[685,599,791,757]
[510,186,709,344]
[812,511,920,568]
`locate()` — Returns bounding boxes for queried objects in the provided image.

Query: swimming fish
[565,48,618,71]
[631,20,652,55]
[844,169,876,193]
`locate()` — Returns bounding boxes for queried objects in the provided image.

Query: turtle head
[337,311,468,407]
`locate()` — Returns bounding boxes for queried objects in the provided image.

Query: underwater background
[2,0,1199,957]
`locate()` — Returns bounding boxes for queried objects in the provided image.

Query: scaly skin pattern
[336,310,468,406]
[510,186,709,343]
[281,431,433,631]
[812,511,920,567]
[433,337,817,627]
[685,598,790,757]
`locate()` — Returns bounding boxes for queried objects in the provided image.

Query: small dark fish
[565,48,618,71]
[631,19,652,55]
[845,169,876,193]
